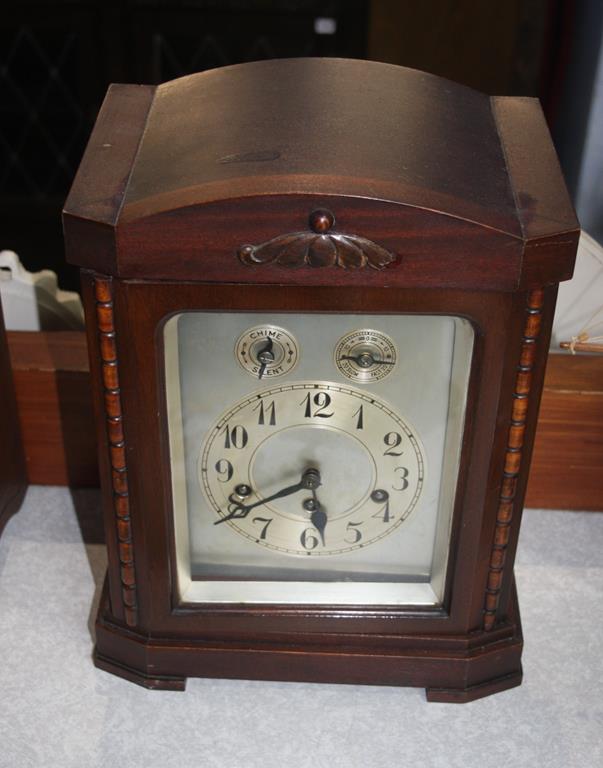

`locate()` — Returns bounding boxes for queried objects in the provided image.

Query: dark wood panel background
[368,0,551,98]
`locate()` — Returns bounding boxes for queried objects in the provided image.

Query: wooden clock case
[0,295,27,536]
[63,59,578,702]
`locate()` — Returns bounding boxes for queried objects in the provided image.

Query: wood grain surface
[524,353,603,510]
[7,331,97,486]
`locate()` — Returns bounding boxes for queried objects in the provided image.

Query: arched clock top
[64,58,578,289]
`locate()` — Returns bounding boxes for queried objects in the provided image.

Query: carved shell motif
[238,209,396,270]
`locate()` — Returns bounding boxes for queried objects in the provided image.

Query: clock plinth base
[426,669,523,703]
[94,575,524,702]
[94,651,187,691]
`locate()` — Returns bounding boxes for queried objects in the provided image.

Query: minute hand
[215,469,321,524]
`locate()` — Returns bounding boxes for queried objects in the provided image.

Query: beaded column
[484,288,544,631]
[95,276,138,627]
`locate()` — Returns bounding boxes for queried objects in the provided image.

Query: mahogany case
[63,59,579,701]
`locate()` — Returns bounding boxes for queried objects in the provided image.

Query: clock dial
[200,382,425,556]
[334,329,397,382]
[164,310,473,605]
[235,325,298,379]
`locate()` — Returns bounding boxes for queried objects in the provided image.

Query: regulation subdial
[334,329,397,383]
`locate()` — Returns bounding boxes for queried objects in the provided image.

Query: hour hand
[303,486,327,545]
[340,353,394,366]
[215,468,321,524]
[310,500,327,545]
[256,337,275,379]
[219,495,253,522]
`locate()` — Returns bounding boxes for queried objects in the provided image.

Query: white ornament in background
[0,250,84,331]
[551,232,603,351]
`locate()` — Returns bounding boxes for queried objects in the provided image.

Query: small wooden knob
[309,209,335,233]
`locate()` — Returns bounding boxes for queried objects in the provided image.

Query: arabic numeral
[252,517,273,540]
[253,399,276,426]
[392,466,410,491]
[372,500,393,522]
[344,521,363,544]
[214,459,233,482]
[353,405,364,430]
[383,431,403,456]
[221,423,248,449]
[301,391,333,418]
[300,527,320,550]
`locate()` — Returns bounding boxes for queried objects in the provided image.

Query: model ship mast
[560,302,603,352]
[560,333,603,353]
[559,234,603,354]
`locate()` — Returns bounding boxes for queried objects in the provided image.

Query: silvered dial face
[200,382,425,556]
[164,310,473,606]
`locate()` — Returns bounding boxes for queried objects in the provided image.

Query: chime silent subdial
[235,325,299,379]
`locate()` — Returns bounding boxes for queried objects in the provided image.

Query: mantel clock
[63,59,578,702]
